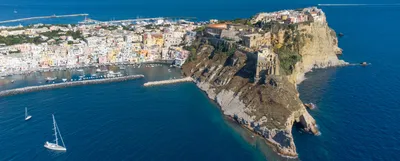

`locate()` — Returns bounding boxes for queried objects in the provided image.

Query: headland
[182,7,347,157]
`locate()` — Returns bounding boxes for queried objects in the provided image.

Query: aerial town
[0,19,200,76]
[0,7,323,77]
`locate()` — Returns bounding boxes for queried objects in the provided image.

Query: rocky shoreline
[181,7,347,158]
[192,79,319,157]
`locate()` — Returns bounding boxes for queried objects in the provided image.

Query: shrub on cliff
[276,47,301,75]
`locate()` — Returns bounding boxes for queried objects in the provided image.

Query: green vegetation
[214,42,236,56]
[144,24,155,30]
[122,25,135,31]
[0,35,43,45]
[101,26,118,30]
[227,47,236,56]
[66,30,83,40]
[231,18,252,26]
[41,30,62,38]
[193,26,205,32]
[41,30,83,40]
[276,47,301,75]
[259,21,299,34]
[184,45,198,62]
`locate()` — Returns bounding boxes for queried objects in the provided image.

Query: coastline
[0,74,144,97]
[193,79,299,159]
[0,60,174,77]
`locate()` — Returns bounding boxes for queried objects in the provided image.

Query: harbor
[144,77,193,86]
[0,74,144,97]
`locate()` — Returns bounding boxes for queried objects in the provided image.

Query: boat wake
[318,3,400,6]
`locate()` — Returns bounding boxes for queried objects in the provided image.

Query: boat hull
[25,116,32,121]
[44,142,66,151]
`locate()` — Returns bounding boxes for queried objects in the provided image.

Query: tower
[255,48,280,82]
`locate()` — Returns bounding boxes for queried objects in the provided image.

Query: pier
[0,75,144,97]
[144,77,193,87]
[0,14,89,24]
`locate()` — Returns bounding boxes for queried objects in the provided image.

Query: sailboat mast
[52,114,58,145]
[56,122,66,148]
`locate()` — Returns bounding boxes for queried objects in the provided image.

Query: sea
[1,0,400,160]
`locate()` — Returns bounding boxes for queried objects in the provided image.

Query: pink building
[99,55,108,64]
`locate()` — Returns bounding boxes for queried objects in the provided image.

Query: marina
[0,74,144,97]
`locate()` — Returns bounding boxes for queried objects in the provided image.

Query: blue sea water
[0,66,271,160]
[1,0,400,160]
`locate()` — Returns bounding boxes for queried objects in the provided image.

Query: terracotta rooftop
[207,23,228,29]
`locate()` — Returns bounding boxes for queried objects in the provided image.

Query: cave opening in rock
[292,120,306,132]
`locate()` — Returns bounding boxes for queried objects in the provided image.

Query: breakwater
[144,77,193,86]
[0,75,144,97]
[0,14,89,24]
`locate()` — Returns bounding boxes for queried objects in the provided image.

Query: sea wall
[144,77,193,86]
[0,75,144,97]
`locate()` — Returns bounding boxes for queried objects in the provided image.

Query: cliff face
[182,11,345,157]
[287,16,348,83]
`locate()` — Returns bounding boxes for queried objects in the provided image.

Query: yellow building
[281,15,288,20]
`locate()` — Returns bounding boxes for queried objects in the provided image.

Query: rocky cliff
[288,16,348,83]
[181,9,346,158]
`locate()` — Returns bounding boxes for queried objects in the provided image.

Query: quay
[0,74,144,97]
[144,77,193,87]
[0,14,89,24]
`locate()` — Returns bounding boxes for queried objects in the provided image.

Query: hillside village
[0,20,199,75]
[196,7,325,79]
[0,7,325,77]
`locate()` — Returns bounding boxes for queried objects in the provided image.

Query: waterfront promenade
[144,77,193,86]
[0,74,144,97]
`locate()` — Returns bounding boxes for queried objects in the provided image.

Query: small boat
[44,114,67,151]
[77,69,84,72]
[11,80,15,83]
[361,62,368,66]
[62,78,67,82]
[338,33,344,37]
[46,77,57,81]
[25,107,32,121]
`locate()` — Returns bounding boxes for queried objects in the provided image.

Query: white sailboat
[44,114,67,151]
[25,107,32,121]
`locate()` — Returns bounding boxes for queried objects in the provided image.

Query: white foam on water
[318,3,400,6]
